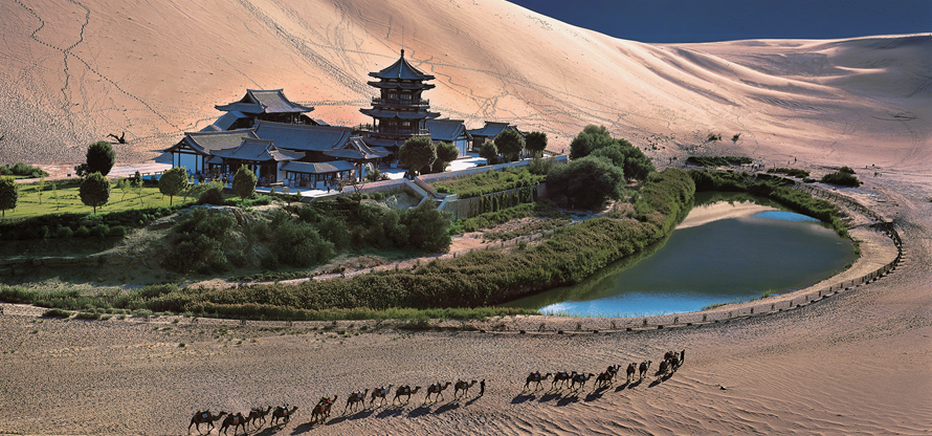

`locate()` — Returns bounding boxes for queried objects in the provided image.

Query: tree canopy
[432,141,460,173]
[0,176,18,217]
[494,129,525,162]
[159,167,189,206]
[525,131,548,157]
[479,141,498,164]
[79,172,111,213]
[86,141,116,176]
[233,165,257,199]
[398,136,436,177]
[569,125,616,160]
[546,156,627,210]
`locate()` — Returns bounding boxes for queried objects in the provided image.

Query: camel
[668,353,681,372]
[219,412,250,435]
[656,359,670,376]
[247,406,272,429]
[524,372,553,391]
[188,410,227,434]
[626,363,637,382]
[393,385,422,404]
[595,370,615,388]
[311,396,337,424]
[551,371,576,390]
[664,350,677,361]
[369,384,393,407]
[639,360,652,380]
[271,405,297,426]
[425,381,452,403]
[454,379,478,398]
[570,373,595,391]
[344,389,369,413]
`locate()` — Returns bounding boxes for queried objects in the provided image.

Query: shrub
[197,185,225,205]
[42,308,72,318]
[821,171,861,187]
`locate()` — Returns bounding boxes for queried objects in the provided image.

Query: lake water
[505,193,857,317]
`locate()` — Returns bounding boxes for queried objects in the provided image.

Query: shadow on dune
[433,402,460,414]
[584,387,606,402]
[407,405,432,418]
[328,408,374,425]
[463,395,482,407]
[511,393,536,404]
[375,406,407,419]
[538,391,562,403]
[614,381,632,392]
[556,395,580,407]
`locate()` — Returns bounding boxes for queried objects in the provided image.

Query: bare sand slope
[1,171,930,435]
[1,0,929,174]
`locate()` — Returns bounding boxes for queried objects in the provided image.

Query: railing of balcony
[372,98,430,107]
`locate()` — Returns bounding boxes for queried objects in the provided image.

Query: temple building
[208,89,318,131]
[360,49,439,158]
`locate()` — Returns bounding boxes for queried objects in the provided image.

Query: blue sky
[507,0,932,43]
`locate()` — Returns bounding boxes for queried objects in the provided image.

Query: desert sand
[1,0,931,434]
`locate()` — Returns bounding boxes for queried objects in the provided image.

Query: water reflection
[505,193,856,317]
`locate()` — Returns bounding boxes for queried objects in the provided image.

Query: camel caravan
[187,350,683,433]
[523,349,686,394]
[187,378,486,434]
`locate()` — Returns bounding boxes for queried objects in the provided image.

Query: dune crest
[0,0,928,173]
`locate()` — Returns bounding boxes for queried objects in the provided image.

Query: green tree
[86,141,116,176]
[398,136,436,176]
[525,131,548,157]
[159,166,189,206]
[0,176,18,217]
[479,141,499,164]
[403,201,452,253]
[79,172,111,213]
[547,156,626,210]
[494,129,525,162]
[569,125,615,160]
[37,176,46,204]
[233,165,257,199]
[116,177,132,201]
[432,141,460,173]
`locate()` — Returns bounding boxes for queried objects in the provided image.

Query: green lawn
[6,180,186,218]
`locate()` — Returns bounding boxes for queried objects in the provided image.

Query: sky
[507,0,932,43]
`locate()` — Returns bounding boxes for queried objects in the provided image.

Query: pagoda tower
[360,49,439,158]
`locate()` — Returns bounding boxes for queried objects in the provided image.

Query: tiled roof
[280,160,355,174]
[369,49,435,81]
[215,89,313,114]
[363,137,406,149]
[367,81,434,91]
[165,129,260,154]
[427,119,470,142]
[253,121,353,152]
[324,136,389,161]
[211,138,302,162]
[360,108,439,119]
[468,121,518,138]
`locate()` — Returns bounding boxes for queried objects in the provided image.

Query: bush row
[686,156,753,167]
[431,167,546,199]
[0,205,180,240]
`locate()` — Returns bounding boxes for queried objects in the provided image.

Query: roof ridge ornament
[401,48,405,58]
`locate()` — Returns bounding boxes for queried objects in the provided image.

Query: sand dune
[1,1,931,435]
[1,0,929,174]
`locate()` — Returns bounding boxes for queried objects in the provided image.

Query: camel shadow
[433,402,460,414]
[328,409,374,425]
[555,395,580,407]
[289,422,317,435]
[251,427,281,436]
[584,387,607,402]
[538,392,562,403]
[407,405,432,418]
[463,395,482,407]
[627,379,644,389]
[511,393,535,404]
[375,406,406,419]
[614,381,632,392]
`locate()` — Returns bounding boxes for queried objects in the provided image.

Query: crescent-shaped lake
[505,192,858,317]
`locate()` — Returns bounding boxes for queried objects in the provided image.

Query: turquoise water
[505,195,857,317]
